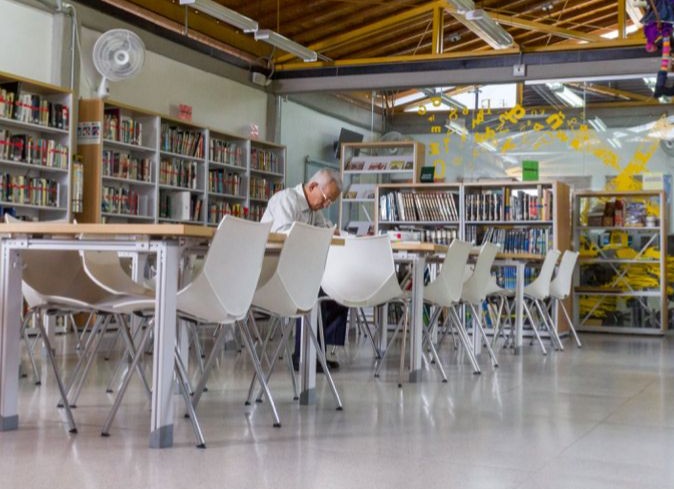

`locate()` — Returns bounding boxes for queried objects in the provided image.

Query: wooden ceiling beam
[488,12,603,42]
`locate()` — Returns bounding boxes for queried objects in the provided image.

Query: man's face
[307,181,340,211]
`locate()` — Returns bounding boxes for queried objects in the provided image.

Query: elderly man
[261,168,346,371]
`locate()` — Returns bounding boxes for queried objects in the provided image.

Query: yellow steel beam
[618,0,626,39]
[275,36,644,71]
[432,5,444,55]
[488,12,603,42]
[275,1,444,63]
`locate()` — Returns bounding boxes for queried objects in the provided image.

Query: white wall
[280,99,375,187]
[0,0,54,83]
[80,27,268,139]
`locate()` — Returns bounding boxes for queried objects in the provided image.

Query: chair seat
[329,273,405,308]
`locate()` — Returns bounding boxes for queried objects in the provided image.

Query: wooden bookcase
[572,190,668,334]
[77,99,285,225]
[339,140,425,233]
[248,140,286,222]
[0,71,73,221]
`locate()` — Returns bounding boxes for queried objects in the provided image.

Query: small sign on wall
[77,121,101,145]
[522,160,539,181]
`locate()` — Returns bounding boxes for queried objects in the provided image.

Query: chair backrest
[276,223,334,310]
[424,239,472,306]
[461,242,498,305]
[21,250,113,307]
[549,250,579,300]
[81,250,151,296]
[255,222,334,315]
[525,248,562,300]
[185,216,271,319]
[321,234,398,306]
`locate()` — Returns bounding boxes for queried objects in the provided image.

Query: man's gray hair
[309,168,342,192]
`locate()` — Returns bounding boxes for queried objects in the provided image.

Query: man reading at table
[261,168,346,371]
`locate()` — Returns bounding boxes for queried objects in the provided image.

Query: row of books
[208,169,245,196]
[248,202,266,222]
[379,191,459,222]
[464,189,553,222]
[159,158,200,189]
[159,190,202,221]
[344,156,414,172]
[207,200,246,224]
[0,174,60,207]
[210,139,244,167]
[250,177,283,200]
[103,109,143,145]
[389,227,458,245]
[492,266,536,291]
[160,124,204,158]
[0,130,68,168]
[102,151,152,182]
[250,148,283,174]
[466,226,552,255]
[0,83,69,129]
[101,185,150,216]
[71,160,83,213]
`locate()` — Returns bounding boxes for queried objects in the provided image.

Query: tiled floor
[1,331,674,489]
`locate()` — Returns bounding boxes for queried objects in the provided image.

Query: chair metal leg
[189,322,206,377]
[534,299,564,351]
[448,306,481,374]
[373,318,403,378]
[558,299,582,348]
[398,305,409,388]
[523,300,547,355]
[238,319,282,427]
[22,311,41,385]
[305,314,343,409]
[67,315,112,407]
[422,307,448,382]
[469,304,499,368]
[116,315,152,398]
[247,318,290,404]
[101,322,154,436]
[357,307,381,359]
[35,314,77,433]
[191,322,231,409]
[174,345,206,448]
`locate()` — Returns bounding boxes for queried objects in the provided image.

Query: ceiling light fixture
[179,0,258,33]
[462,9,514,49]
[546,83,584,108]
[254,29,318,62]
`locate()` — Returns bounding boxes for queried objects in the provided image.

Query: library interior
[1,1,674,489]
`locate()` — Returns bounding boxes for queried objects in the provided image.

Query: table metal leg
[299,306,317,405]
[149,242,178,448]
[514,262,525,355]
[0,247,22,431]
[408,255,424,383]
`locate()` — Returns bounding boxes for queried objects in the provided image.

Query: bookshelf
[375,183,461,244]
[339,141,425,233]
[572,190,668,334]
[78,99,286,225]
[374,180,572,334]
[206,130,249,225]
[78,99,158,223]
[0,71,72,221]
[249,140,285,222]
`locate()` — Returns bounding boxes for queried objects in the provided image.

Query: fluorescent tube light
[587,117,607,132]
[179,0,258,33]
[462,10,513,49]
[254,29,317,62]
[445,120,468,136]
[546,83,584,107]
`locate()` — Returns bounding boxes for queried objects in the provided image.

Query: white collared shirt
[260,183,331,232]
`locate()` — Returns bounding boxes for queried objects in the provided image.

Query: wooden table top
[0,223,345,246]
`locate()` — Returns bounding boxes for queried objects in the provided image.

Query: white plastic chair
[549,250,582,348]
[321,235,410,387]
[522,248,563,355]
[423,239,481,378]
[105,216,272,440]
[244,222,342,409]
[485,274,515,349]
[460,243,499,368]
